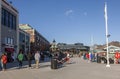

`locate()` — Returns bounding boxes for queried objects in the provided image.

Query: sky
[7,0,120,46]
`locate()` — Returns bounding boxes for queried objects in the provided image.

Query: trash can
[51,58,58,69]
[97,56,101,63]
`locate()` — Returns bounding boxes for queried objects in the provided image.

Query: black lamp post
[50,39,57,54]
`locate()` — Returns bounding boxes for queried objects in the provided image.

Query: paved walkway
[0,57,120,79]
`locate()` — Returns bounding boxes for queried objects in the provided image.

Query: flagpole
[90,35,93,61]
[104,2,110,67]
[89,35,93,62]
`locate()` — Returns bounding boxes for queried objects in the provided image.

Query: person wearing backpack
[17,52,24,69]
[1,53,7,71]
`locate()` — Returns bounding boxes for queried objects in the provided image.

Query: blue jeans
[18,61,22,68]
[0,61,3,70]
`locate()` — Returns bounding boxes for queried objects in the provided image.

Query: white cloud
[65,9,73,16]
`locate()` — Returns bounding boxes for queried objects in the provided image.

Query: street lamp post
[104,2,110,67]
[50,39,57,54]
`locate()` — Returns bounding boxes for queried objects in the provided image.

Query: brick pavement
[0,57,120,79]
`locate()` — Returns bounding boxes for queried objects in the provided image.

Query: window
[4,37,14,45]
[11,38,13,45]
[19,32,25,43]
[5,11,9,27]
[9,14,12,29]
[1,8,17,30]
[13,16,16,30]
[1,8,5,25]
[5,37,7,44]
[8,38,11,44]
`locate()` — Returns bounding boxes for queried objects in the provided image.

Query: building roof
[19,28,30,36]
[93,49,105,53]
[19,24,50,44]
[19,24,33,30]
[57,43,89,50]
[104,45,120,50]
[2,0,18,13]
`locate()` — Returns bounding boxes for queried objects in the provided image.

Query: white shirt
[34,53,40,60]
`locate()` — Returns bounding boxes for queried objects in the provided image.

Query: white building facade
[0,0,19,61]
[0,0,2,54]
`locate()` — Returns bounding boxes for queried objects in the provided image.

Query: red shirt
[115,52,119,59]
[86,53,89,59]
[1,55,7,64]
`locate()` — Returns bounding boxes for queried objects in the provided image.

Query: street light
[104,2,110,67]
[50,39,57,53]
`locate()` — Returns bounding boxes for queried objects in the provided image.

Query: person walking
[34,51,40,68]
[66,52,70,64]
[0,53,7,71]
[115,51,119,64]
[17,52,24,69]
[27,52,32,68]
[40,52,44,61]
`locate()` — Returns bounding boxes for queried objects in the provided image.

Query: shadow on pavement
[6,57,51,70]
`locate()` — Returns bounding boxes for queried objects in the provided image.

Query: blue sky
[8,0,120,45]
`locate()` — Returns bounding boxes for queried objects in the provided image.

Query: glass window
[9,14,12,29]
[4,37,7,44]
[11,38,13,45]
[1,8,17,30]
[13,16,16,30]
[1,8,5,25]
[8,12,10,27]
[7,38,11,44]
[5,11,9,27]
[5,37,14,45]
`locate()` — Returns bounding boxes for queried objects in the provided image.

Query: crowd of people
[0,50,43,71]
[79,51,120,64]
[53,51,70,63]
[2,49,120,72]
[0,50,71,71]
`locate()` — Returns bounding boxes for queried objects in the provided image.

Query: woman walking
[34,51,40,68]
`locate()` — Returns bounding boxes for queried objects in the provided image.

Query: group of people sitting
[52,51,70,67]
